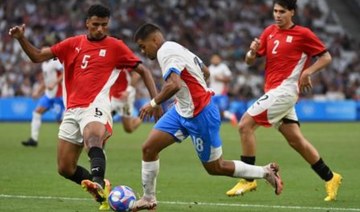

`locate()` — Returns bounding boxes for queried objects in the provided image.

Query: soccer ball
[108,185,137,212]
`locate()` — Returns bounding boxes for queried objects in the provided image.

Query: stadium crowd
[1,0,359,101]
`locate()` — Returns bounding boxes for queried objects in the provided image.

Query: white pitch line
[1,194,360,211]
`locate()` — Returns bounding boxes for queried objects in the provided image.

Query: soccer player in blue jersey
[130,23,284,211]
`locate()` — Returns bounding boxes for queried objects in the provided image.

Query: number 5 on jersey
[81,55,91,69]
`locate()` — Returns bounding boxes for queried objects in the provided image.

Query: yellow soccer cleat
[324,172,342,201]
[81,179,111,210]
[99,179,111,210]
[226,179,257,196]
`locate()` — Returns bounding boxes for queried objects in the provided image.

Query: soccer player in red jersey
[226,0,342,201]
[9,4,161,210]
[110,69,142,133]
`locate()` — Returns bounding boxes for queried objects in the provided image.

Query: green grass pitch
[0,122,359,211]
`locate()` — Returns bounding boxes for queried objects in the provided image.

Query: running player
[9,4,161,210]
[110,69,142,133]
[21,57,64,147]
[130,23,283,211]
[208,54,238,126]
[226,0,342,202]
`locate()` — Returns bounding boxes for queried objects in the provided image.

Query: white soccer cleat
[131,196,157,211]
[263,163,283,195]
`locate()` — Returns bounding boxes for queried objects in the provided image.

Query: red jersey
[110,69,130,99]
[51,35,140,109]
[257,24,327,93]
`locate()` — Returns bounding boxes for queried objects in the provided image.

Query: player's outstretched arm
[299,51,332,94]
[134,63,163,121]
[139,72,181,121]
[9,24,55,63]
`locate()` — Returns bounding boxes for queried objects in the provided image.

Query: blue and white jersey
[157,41,213,118]
[41,58,63,98]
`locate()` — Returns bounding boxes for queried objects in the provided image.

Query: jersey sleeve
[158,47,184,81]
[115,40,141,69]
[302,28,327,57]
[50,37,75,63]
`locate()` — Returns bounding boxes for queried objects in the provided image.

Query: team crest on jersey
[99,49,106,57]
[286,35,293,43]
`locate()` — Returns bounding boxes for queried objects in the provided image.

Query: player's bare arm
[9,24,55,63]
[134,63,164,121]
[299,51,332,94]
[139,72,181,120]
[201,65,210,81]
[245,38,260,65]
[133,63,158,99]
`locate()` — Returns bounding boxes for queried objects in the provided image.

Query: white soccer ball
[108,185,137,212]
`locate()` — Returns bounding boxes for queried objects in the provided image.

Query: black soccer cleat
[21,138,38,147]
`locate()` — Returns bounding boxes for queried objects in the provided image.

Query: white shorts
[111,86,136,117]
[58,106,113,145]
[247,87,298,128]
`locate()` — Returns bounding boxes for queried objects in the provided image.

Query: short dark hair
[273,0,297,11]
[87,4,110,18]
[134,23,161,42]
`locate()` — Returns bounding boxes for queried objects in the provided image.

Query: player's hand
[8,24,26,39]
[299,71,312,94]
[249,38,260,55]
[139,103,155,121]
[152,107,163,122]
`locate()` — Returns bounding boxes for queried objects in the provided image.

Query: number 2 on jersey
[272,40,280,54]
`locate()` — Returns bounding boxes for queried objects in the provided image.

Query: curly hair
[87,4,110,18]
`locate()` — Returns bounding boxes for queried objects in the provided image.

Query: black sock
[66,166,92,185]
[311,158,333,181]
[241,156,256,182]
[88,147,106,188]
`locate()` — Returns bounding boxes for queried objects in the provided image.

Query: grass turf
[0,122,359,211]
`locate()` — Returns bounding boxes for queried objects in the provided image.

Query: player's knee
[141,142,158,160]
[238,122,251,135]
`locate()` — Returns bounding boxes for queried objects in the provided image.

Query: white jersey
[157,41,213,118]
[41,58,63,98]
[208,63,232,95]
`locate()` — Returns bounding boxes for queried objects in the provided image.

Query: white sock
[232,160,266,178]
[142,160,159,198]
[223,110,234,120]
[31,112,42,141]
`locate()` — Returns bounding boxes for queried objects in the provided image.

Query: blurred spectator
[1,0,359,101]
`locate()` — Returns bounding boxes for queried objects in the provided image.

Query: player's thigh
[143,129,176,154]
[154,107,189,142]
[186,101,223,163]
[59,110,83,145]
[80,107,113,146]
[247,90,297,127]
